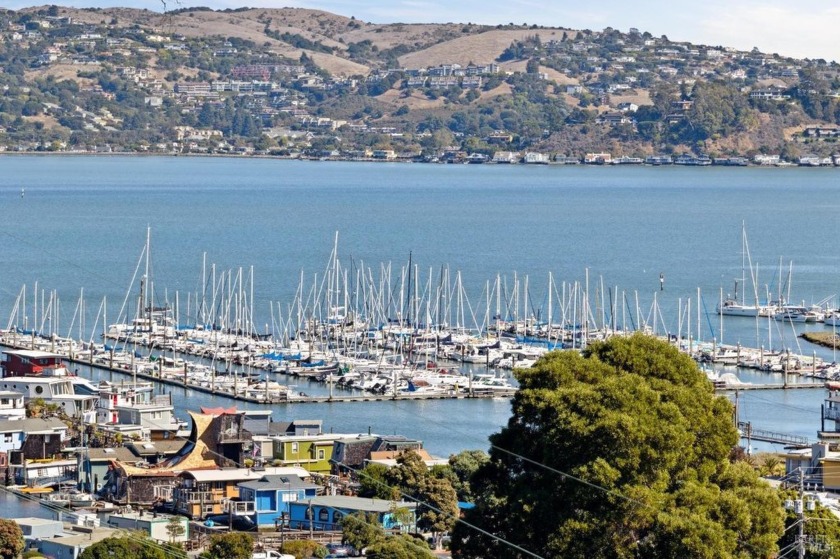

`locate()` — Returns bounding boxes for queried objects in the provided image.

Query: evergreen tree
[451,334,784,559]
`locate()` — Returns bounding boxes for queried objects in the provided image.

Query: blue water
[2,157,839,521]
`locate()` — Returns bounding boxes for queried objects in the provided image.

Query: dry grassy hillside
[399,28,578,68]
[45,6,577,74]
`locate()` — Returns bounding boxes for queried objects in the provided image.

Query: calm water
[2,157,839,518]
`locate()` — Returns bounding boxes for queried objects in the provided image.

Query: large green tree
[199,532,253,559]
[341,512,386,551]
[0,520,23,559]
[384,451,459,536]
[79,536,168,559]
[451,334,784,558]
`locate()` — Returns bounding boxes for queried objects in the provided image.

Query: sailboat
[716,223,774,317]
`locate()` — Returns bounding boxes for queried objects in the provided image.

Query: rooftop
[301,495,417,513]
[238,474,317,491]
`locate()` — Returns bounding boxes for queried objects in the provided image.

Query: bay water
[1,156,839,517]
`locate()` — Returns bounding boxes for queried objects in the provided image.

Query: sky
[9,0,840,62]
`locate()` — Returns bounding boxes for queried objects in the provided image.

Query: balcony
[224,500,255,515]
[174,490,216,504]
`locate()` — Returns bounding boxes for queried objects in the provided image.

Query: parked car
[252,551,294,559]
[325,543,358,557]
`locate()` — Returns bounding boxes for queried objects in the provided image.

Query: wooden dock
[716,383,824,391]
[0,341,515,404]
[70,358,515,404]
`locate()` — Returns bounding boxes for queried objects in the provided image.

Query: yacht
[716,298,774,317]
[774,306,823,323]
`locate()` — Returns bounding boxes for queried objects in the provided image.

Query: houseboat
[2,350,69,377]
[96,381,188,439]
[0,391,25,420]
[0,376,96,423]
[2,349,99,397]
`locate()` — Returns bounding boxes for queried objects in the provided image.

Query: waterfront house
[272,433,349,474]
[492,151,519,164]
[174,468,258,518]
[18,519,119,559]
[97,381,185,439]
[100,411,255,504]
[2,416,67,458]
[331,435,424,474]
[13,457,77,487]
[2,349,68,377]
[16,517,64,543]
[0,417,66,455]
[1,417,68,483]
[107,510,189,543]
[0,375,96,423]
[288,495,416,532]
[78,447,138,493]
[242,409,273,435]
[237,474,319,527]
[0,391,26,420]
[523,152,549,164]
[173,466,312,518]
[584,152,612,164]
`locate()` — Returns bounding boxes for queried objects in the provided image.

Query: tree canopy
[199,532,253,559]
[79,536,170,559]
[0,520,24,559]
[357,450,459,535]
[451,334,784,558]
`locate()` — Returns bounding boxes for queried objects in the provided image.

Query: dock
[0,340,516,405]
[738,421,812,446]
[716,383,824,391]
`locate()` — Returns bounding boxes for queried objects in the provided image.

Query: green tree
[385,452,458,537]
[79,536,167,559]
[0,519,24,559]
[446,450,489,502]
[358,463,395,500]
[365,534,435,559]
[341,512,386,551]
[451,334,785,558]
[199,532,253,559]
[165,516,185,543]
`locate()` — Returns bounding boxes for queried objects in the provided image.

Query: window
[333,511,343,523]
[318,508,329,522]
[1,399,8,406]
[318,449,325,460]
[291,442,299,453]
[35,386,43,395]
[3,434,11,443]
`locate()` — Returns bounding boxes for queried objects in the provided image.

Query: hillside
[1,5,839,164]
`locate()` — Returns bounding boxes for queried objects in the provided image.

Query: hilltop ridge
[1,5,839,163]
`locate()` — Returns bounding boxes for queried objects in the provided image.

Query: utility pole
[798,471,805,559]
[784,467,815,559]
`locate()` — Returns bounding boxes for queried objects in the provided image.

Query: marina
[0,159,839,491]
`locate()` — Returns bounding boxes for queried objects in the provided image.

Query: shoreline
[0,151,837,168]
